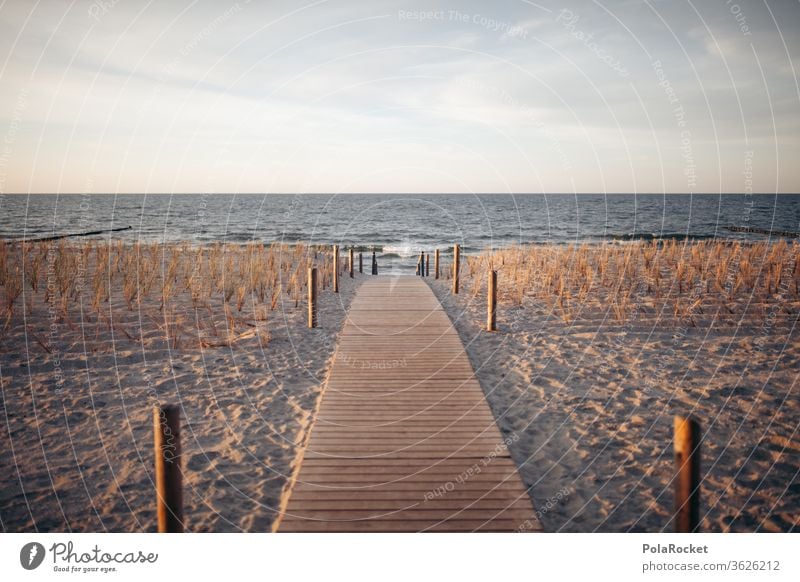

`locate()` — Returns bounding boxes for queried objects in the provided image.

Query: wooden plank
[279,521,539,534]
[281,508,536,521]
[323,379,481,387]
[292,458,516,474]
[306,425,500,437]
[276,276,541,533]
[287,491,525,502]
[301,437,506,446]
[316,406,496,414]
[293,460,520,473]
[286,481,526,494]
[313,415,498,423]
[319,399,489,407]
[311,417,498,425]
[304,440,508,449]
[285,499,534,511]
[303,452,511,460]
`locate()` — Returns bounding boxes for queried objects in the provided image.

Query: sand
[429,247,799,532]
[2,240,798,532]
[0,243,359,532]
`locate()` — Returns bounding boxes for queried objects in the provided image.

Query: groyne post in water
[154,404,183,533]
[333,245,339,293]
[674,415,702,532]
[308,267,318,328]
[453,245,460,294]
[359,252,363,274]
[435,249,440,279]
[487,270,497,331]
[349,248,354,278]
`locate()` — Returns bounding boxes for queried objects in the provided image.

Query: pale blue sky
[0,0,798,193]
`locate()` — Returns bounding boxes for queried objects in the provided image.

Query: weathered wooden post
[426,253,430,277]
[154,404,183,533]
[418,251,424,276]
[453,244,460,294]
[349,248,354,278]
[308,267,318,328]
[487,270,497,331]
[674,415,701,532]
[333,245,339,293]
[435,249,440,279]
[359,252,363,274]
[372,251,377,275]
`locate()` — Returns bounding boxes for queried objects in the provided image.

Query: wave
[380,244,419,257]
[221,232,258,242]
[604,232,719,242]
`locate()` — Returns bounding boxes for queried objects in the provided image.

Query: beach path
[277,276,541,532]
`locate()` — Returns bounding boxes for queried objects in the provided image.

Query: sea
[1,193,798,272]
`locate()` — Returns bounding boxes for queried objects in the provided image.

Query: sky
[0,0,798,194]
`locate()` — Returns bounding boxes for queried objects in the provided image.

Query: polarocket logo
[20,542,46,570]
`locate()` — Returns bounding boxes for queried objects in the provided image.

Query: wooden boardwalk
[277,277,541,532]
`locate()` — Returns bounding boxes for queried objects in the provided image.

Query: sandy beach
[1,239,797,532]
[430,241,799,532]
[0,241,359,532]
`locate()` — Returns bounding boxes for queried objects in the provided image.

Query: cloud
[0,0,797,193]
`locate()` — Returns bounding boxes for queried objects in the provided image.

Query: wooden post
[333,245,339,293]
[435,249,440,279]
[674,415,701,532]
[154,404,183,533]
[487,270,497,331]
[348,248,354,278]
[359,252,363,274]
[418,251,424,276]
[308,267,317,328]
[453,245,460,294]
[372,251,377,275]
[426,253,430,277]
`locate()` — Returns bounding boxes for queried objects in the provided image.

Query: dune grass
[441,239,800,326]
[0,240,339,349]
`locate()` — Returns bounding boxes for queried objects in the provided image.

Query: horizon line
[2,192,798,196]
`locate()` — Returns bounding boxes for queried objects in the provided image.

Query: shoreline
[2,235,792,250]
